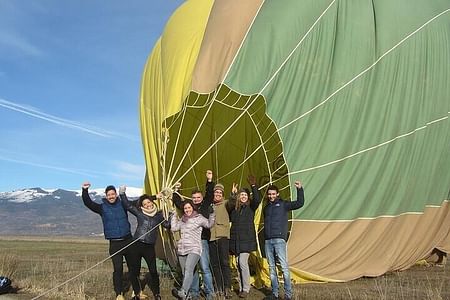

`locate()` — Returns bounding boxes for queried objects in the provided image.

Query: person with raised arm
[119,186,170,300]
[228,175,261,298]
[81,182,132,300]
[263,180,305,300]
[208,170,233,299]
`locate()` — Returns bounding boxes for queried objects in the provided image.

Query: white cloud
[112,161,145,180]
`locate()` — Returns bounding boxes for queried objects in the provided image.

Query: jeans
[179,253,201,297]
[191,240,214,296]
[209,238,231,292]
[264,238,291,298]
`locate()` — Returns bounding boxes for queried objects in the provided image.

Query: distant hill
[0,187,142,236]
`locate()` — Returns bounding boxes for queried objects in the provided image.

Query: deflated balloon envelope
[140,0,450,282]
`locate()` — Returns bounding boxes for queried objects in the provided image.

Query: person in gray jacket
[171,199,215,300]
[119,186,169,300]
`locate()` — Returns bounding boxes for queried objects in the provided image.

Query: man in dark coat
[81,182,132,300]
[263,180,304,300]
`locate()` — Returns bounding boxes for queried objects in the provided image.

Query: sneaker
[239,291,249,298]
[171,288,186,300]
[224,288,233,299]
[116,294,126,300]
[139,292,149,299]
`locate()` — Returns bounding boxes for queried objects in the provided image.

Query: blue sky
[0,0,184,191]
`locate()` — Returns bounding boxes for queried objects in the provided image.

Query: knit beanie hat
[238,188,251,197]
[214,183,225,194]
[105,185,116,194]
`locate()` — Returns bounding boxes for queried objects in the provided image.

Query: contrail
[0,155,100,177]
[0,98,138,141]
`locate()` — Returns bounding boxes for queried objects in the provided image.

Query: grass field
[0,237,448,299]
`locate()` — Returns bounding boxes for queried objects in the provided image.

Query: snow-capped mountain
[0,187,143,203]
[0,187,142,236]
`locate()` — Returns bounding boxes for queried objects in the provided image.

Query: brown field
[0,237,448,300]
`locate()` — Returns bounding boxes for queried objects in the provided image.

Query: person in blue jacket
[263,180,304,300]
[81,182,132,300]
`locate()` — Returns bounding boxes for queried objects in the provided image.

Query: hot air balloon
[140,0,450,283]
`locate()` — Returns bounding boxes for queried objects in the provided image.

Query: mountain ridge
[0,187,142,236]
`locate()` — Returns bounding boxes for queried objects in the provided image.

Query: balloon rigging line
[239,144,249,187]
[257,0,337,96]
[170,1,332,186]
[166,101,190,188]
[231,94,244,107]
[185,92,216,109]
[161,124,170,189]
[191,92,201,106]
[165,97,191,131]
[289,113,449,175]
[188,153,200,189]
[214,131,219,180]
[166,0,266,187]
[31,217,167,300]
[295,200,449,223]
[217,116,285,184]
[277,8,450,133]
[218,144,263,181]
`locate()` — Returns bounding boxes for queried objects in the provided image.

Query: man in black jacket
[263,180,304,300]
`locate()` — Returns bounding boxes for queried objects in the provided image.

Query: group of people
[81,170,305,300]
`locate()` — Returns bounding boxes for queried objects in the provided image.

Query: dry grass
[0,237,448,299]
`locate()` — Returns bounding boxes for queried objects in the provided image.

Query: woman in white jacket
[171,199,215,300]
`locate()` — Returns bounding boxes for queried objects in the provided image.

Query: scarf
[182,210,199,223]
[141,204,157,217]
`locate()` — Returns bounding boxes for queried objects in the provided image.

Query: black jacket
[263,187,304,241]
[173,180,214,241]
[120,192,169,245]
[229,185,261,255]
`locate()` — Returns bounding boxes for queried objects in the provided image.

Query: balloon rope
[31,218,167,300]
[187,153,200,188]
[166,101,189,187]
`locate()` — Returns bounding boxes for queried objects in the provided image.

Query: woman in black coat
[228,175,261,298]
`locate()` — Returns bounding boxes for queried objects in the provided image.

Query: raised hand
[174,182,181,191]
[294,180,302,189]
[247,175,257,186]
[232,183,238,194]
[206,170,213,182]
[119,185,126,194]
[81,182,91,189]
